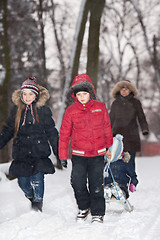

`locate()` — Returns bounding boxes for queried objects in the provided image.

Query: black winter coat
[0,86,59,177]
[104,159,138,187]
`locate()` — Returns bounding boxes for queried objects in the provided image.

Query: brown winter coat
[110,81,149,152]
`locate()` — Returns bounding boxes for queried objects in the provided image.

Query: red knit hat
[21,77,39,97]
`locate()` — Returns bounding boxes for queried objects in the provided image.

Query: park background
[0,1,160,239]
[0,0,160,163]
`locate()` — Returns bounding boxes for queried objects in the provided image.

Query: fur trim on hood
[12,85,50,108]
[112,80,138,98]
[66,74,96,103]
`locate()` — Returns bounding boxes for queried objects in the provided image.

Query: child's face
[76,91,90,104]
[22,89,35,105]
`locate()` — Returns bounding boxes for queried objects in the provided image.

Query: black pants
[71,155,105,216]
[128,151,136,171]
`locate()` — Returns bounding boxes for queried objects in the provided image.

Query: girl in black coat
[0,77,60,212]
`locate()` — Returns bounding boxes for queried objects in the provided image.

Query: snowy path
[0,156,160,240]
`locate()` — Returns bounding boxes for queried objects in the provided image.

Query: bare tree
[98,0,142,104]
[56,0,88,130]
[37,0,48,86]
[87,0,105,89]
[129,0,160,87]
[98,0,160,110]
[0,0,11,163]
[56,0,105,129]
[0,0,51,163]
[49,0,67,91]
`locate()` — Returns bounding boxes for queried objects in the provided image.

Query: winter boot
[91,216,104,223]
[76,209,90,221]
[31,201,43,212]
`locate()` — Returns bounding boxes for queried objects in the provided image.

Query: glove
[142,130,149,136]
[61,160,67,168]
[55,156,63,170]
[129,183,136,192]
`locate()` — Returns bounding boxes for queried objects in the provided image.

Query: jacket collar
[116,92,134,102]
[75,98,94,110]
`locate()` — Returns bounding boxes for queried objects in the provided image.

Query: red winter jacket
[59,99,113,159]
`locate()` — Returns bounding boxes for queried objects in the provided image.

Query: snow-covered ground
[0,156,160,240]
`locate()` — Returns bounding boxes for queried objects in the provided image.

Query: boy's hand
[106,149,111,159]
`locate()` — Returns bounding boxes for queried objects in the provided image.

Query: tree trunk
[87,0,105,90]
[56,0,89,130]
[38,0,47,86]
[57,0,105,129]
[71,0,90,80]
[0,0,11,163]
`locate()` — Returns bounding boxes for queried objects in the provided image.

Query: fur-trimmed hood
[12,84,50,108]
[112,80,138,98]
[66,74,96,103]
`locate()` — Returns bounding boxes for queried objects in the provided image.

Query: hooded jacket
[59,74,113,159]
[104,158,138,187]
[110,80,149,152]
[0,85,58,177]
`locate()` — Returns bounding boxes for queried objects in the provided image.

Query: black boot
[32,201,43,212]
[25,195,33,202]
[27,197,33,202]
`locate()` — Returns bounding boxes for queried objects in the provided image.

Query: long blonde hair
[13,102,39,140]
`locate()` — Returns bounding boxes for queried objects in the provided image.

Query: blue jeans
[18,172,44,202]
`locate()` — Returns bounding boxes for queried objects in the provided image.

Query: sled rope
[104,155,121,200]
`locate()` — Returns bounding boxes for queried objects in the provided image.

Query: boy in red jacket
[59,74,113,223]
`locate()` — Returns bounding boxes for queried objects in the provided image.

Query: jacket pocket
[91,111,103,127]
[34,138,51,157]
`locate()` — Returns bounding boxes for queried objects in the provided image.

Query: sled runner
[104,182,133,212]
[103,134,134,212]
